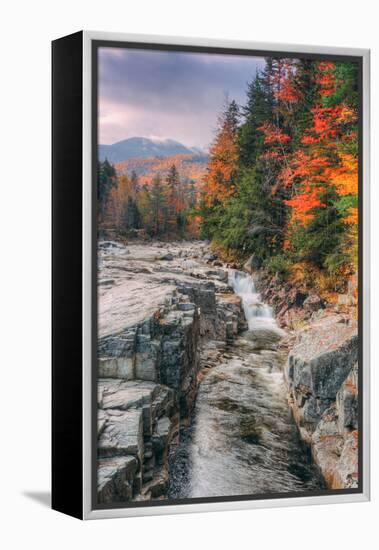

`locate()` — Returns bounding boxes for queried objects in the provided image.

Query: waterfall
[229,270,277,331]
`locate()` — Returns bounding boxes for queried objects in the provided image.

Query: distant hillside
[115,153,208,187]
[99,136,205,163]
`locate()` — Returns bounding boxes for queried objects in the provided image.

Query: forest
[98,161,198,238]
[199,58,359,296]
[98,57,359,295]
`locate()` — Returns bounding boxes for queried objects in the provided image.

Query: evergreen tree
[166,164,181,233]
[237,72,268,168]
[199,99,240,239]
[98,159,116,226]
[149,174,167,236]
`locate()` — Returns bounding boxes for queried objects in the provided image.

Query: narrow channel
[169,270,324,499]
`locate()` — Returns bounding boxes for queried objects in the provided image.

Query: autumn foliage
[278,62,358,230]
[199,57,359,290]
[201,99,239,208]
[115,153,207,188]
[98,160,199,239]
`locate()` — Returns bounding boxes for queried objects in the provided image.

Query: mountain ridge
[99,136,206,163]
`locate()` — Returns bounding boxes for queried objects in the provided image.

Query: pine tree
[166,164,180,233]
[98,159,116,226]
[149,174,167,236]
[237,72,268,168]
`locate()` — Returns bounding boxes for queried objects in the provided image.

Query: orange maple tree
[202,100,239,208]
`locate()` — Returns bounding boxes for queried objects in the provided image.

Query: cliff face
[252,267,359,489]
[96,241,245,503]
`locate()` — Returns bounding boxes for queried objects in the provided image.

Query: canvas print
[95,45,360,506]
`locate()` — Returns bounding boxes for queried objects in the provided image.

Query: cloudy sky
[98,47,265,149]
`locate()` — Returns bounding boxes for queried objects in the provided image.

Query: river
[169,269,324,499]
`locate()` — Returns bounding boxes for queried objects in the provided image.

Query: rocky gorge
[248,258,359,490]
[97,241,359,505]
[97,241,245,503]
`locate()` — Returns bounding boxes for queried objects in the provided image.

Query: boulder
[161,253,174,261]
[243,254,261,273]
[286,314,358,434]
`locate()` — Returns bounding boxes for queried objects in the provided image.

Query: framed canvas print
[52,31,370,520]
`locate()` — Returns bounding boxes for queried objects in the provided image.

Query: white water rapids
[230,270,273,323]
[169,270,323,499]
[229,270,286,350]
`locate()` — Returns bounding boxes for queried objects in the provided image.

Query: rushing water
[169,270,323,499]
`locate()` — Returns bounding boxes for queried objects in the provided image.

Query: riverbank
[245,263,359,490]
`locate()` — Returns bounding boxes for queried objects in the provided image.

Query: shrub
[263,254,291,278]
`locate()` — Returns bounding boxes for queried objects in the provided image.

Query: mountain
[99,137,206,163]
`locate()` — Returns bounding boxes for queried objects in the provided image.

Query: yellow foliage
[326,153,358,197]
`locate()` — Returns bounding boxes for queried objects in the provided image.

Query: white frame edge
[82,31,370,520]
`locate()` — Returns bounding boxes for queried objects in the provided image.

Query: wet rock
[99,241,125,250]
[243,254,261,273]
[246,324,286,350]
[161,253,174,261]
[204,269,228,282]
[141,467,169,498]
[97,456,138,503]
[204,252,217,262]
